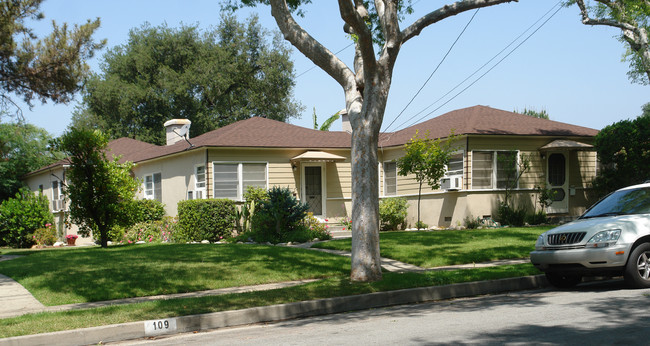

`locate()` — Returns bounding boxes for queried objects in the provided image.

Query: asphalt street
[117,279,650,345]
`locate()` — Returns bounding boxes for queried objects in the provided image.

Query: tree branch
[401,0,518,44]
[269,0,355,90]
[338,0,377,76]
[574,0,638,32]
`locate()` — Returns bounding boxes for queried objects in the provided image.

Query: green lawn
[312,226,552,267]
[0,263,540,338]
[0,243,350,305]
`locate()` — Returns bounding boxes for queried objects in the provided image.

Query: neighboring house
[23,105,599,242]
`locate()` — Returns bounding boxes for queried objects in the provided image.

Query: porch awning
[539,139,594,151]
[290,151,346,163]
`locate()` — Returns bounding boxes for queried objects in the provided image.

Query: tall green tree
[77,14,302,145]
[515,107,550,119]
[396,130,454,229]
[0,0,104,118]
[568,0,650,85]
[226,0,516,282]
[52,128,139,248]
[593,103,650,195]
[0,122,56,201]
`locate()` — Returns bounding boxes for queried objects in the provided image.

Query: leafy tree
[0,122,56,201]
[593,103,650,195]
[568,0,650,85]
[51,128,139,248]
[226,0,516,282]
[396,130,454,229]
[0,0,105,119]
[77,14,302,145]
[0,187,53,248]
[312,108,341,131]
[515,107,550,119]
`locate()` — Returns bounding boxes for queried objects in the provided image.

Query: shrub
[32,224,57,247]
[0,188,54,248]
[464,215,481,229]
[235,186,269,234]
[339,216,352,231]
[379,197,408,231]
[123,216,177,244]
[303,213,332,241]
[496,202,526,227]
[176,199,236,242]
[526,210,548,225]
[415,220,428,230]
[250,186,309,243]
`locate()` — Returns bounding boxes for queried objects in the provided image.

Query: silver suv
[530,183,650,288]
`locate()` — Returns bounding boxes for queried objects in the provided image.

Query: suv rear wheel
[545,272,582,288]
[624,243,650,288]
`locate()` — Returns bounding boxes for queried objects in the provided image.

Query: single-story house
[24,105,599,243]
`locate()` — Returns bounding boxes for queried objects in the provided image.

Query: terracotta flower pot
[66,238,76,246]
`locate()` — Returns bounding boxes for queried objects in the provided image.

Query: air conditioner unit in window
[441,175,462,191]
[52,199,65,211]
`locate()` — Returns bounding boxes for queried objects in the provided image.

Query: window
[442,152,464,190]
[213,162,267,200]
[144,173,162,202]
[193,165,206,199]
[51,180,65,211]
[384,161,397,196]
[471,151,517,190]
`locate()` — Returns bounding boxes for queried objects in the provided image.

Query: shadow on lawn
[0,243,350,305]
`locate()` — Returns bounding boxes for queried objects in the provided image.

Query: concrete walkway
[0,248,529,320]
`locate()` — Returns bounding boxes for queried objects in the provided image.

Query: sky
[11,0,649,137]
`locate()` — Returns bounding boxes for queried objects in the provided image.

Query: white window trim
[143,172,162,201]
[193,164,207,199]
[212,161,268,201]
[471,150,520,190]
[383,161,398,196]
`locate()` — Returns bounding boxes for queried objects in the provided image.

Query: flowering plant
[339,216,352,231]
[65,234,78,240]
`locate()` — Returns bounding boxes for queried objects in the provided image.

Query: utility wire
[296,43,354,78]
[382,8,480,133]
[390,0,564,132]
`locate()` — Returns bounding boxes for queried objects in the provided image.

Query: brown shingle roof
[27,106,600,174]
[379,105,599,147]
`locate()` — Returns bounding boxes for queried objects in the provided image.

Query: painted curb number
[145,318,177,336]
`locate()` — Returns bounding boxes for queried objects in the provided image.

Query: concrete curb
[0,275,549,346]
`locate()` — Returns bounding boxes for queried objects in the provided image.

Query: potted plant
[66,234,78,246]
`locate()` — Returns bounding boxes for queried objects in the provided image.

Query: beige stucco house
[24,105,599,242]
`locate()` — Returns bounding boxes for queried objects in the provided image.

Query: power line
[382,8,480,133]
[390,0,564,132]
[295,43,354,78]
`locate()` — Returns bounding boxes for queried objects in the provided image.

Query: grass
[312,226,553,267]
[0,263,540,338]
[0,243,350,305]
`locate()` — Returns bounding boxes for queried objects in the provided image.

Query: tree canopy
[51,128,139,248]
[0,0,105,118]
[0,122,56,201]
[568,0,650,85]
[593,103,650,195]
[76,14,302,145]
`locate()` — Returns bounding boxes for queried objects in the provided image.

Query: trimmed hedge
[0,188,54,248]
[176,199,236,242]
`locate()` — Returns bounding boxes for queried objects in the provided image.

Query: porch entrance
[547,152,569,213]
[303,165,323,216]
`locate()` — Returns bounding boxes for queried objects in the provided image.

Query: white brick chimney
[163,119,191,146]
[340,109,352,134]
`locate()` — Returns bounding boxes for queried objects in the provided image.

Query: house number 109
[145,318,177,336]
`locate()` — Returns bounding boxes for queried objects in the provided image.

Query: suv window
[582,187,650,218]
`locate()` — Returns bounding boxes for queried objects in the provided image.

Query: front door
[303,165,324,216]
[546,152,569,214]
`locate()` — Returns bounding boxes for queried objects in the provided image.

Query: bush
[250,186,309,243]
[339,216,352,231]
[123,217,177,244]
[303,213,332,241]
[415,220,428,230]
[235,186,269,234]
[0,188,54,248]
[526,210,548,225]
[497,202,527,227]
[33,224,57,247]
[379,197,408,231]
[176,199,236,242]
[464,215,481,229]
